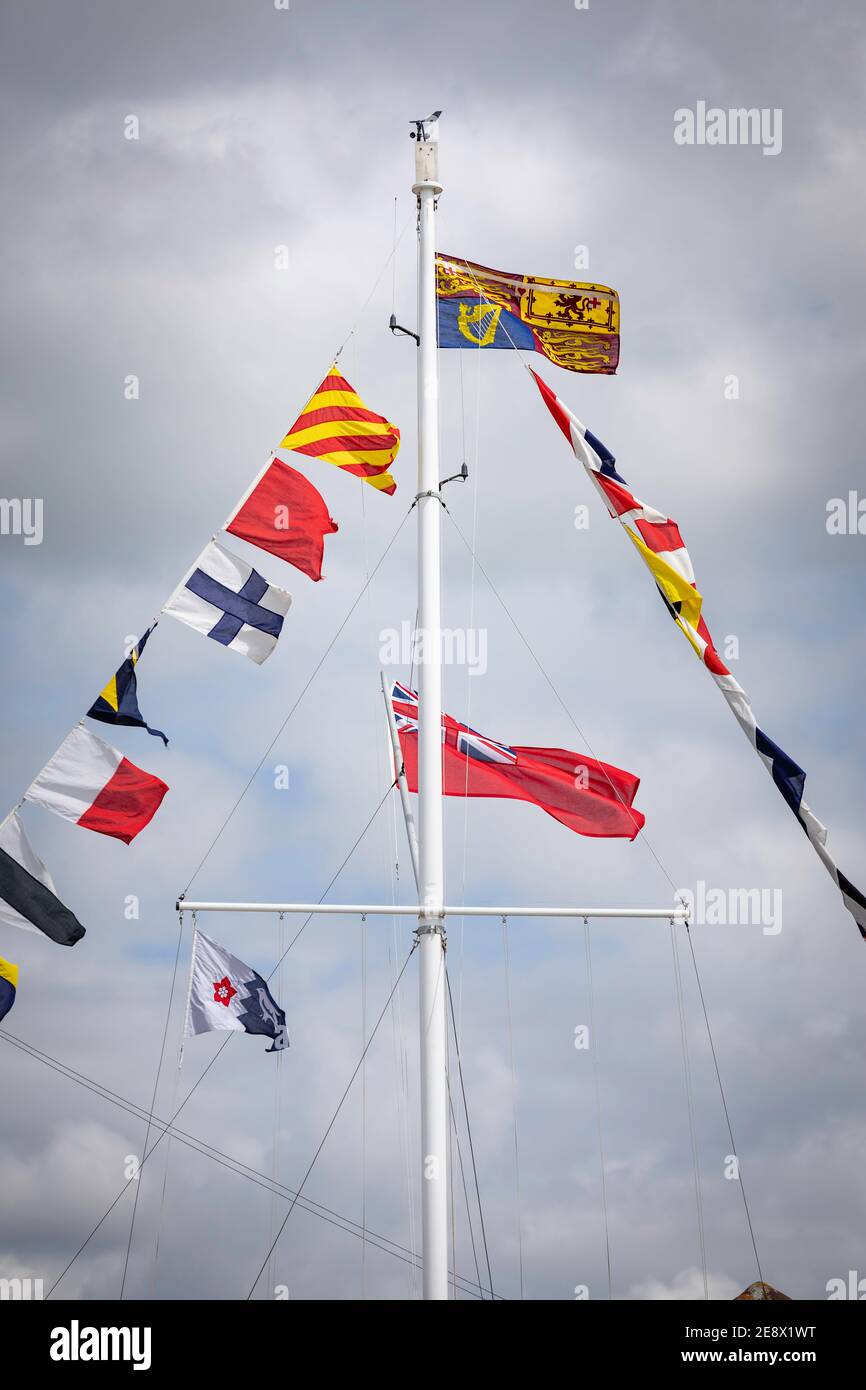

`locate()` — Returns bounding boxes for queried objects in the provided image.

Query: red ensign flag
[391,684,644,840]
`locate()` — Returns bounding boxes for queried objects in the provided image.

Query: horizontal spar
[176,901,690,920]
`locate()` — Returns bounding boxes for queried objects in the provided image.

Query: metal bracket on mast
[439,462,469,488]
[388,313,420,345]
[415,919,447,947]
[411,489,446,509]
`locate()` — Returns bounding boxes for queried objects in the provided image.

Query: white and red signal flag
[530,367,866,941]
[390,683,644,840]
[25,725,168,845]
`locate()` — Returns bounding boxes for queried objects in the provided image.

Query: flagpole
[412,115,448,1301]
[177,916,197,1070]
[380,673,420,889]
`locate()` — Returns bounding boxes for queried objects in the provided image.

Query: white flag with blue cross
[163,540,292,665]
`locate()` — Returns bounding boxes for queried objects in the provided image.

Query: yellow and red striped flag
[279,367,400,495]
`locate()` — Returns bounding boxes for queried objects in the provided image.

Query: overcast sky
[0,0,864,1302]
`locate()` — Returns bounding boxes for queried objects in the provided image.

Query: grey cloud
[0,0,864,1303]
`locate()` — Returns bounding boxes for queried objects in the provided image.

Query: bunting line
[531,367,866,941]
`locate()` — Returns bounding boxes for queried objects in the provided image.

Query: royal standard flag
[436,254,620,374]
[0,957,17,1021]
[279,368,400,495]
[88,626,168,745]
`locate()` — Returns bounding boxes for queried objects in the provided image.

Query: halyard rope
[245,942,419,1298]
[44,782,397,1298]
[179,506,411,896]
[0,1029,499,1298]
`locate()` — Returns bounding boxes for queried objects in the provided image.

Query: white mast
[178,115,693,1301]
[412,112,448,1301]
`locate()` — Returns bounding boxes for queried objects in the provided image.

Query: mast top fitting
[411,110,442,188]
[410,110,441,144]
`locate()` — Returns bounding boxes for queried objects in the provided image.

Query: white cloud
[0,0,863,1302]
[630,1266,742,1301]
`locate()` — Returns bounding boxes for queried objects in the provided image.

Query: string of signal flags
[2,247,863,1034]
[0,365,402,994]
[0,251,626,1021]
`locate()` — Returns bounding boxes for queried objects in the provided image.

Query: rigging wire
[356,460,398,1300]
[358,479,374,1300]
[22,225,768,1306]
[441,502,764,1298]
[129,210,415,680]
[444,964,495,1299]
[583,921,613,1299]
[444,258,533,366]
[448,1035,457,1299]
[267,912,286,1299]
[501,919,526,1299]
[384,625,420,1300]
[391,196,399,320]
[118,910,185,1300]
[448,351,467,1299]
[148,1043,182,1297]
[442,505,681,899]
[407,605,419,692]
[445,1055,485,1299]
[445,320,486,1289]
[670,921,709,1300]
[333,209,414,364]
[246,941,419,1299]
[0,1029,499,1299]
[179,506,412,895]
[44,781,396,1298]
[683,923,765,1287]
[360,910,368,1299]
[454,332,483,1043]
[438,350,768,1296]
[439,253,760,1301]
[385,773,415,1297]
[386,811,419,1299]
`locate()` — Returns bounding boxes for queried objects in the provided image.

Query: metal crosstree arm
[176,902,689,920]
